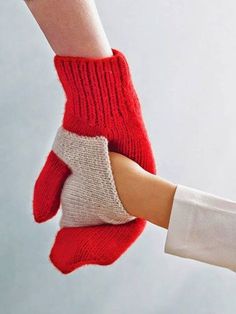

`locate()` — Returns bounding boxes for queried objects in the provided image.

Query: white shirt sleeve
[164,184,236,272]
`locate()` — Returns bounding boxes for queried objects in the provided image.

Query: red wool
[33,49,157,274]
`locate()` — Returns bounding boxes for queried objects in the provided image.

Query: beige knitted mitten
[52,127,135,227]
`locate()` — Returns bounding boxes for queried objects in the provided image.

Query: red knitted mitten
[33,49,156,274]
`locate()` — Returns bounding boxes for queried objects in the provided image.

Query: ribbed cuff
[54,49,140,126]
[164,184,236,272]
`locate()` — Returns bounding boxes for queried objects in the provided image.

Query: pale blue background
[1,1,236,313]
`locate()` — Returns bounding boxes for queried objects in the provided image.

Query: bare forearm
[24,0,175,229]
[109,152,177,230]
[24,0,112,57]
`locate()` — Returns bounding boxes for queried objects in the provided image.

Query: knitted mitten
[33,49,156,274]
[52,126,136,227]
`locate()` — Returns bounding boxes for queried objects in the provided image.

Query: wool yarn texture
[33,49,156,274]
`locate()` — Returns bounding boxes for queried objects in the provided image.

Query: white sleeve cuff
[164,184,236,272]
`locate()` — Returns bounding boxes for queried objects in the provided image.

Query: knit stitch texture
[33,49,156,274]
[52,126,136,227]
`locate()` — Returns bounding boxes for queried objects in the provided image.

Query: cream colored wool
[52,127,135,227]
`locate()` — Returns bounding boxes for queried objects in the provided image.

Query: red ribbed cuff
[54,49,141,126]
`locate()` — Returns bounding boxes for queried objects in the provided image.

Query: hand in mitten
[33,49,156,274]
[51,127,135,227]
